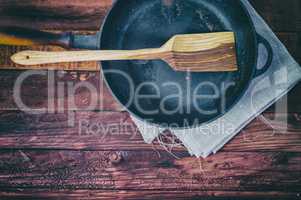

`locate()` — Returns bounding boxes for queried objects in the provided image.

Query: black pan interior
[100,0,257,128]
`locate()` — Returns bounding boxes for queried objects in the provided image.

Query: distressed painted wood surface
[0,0,300,199]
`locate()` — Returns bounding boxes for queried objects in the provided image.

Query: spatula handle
[11,49,163,66]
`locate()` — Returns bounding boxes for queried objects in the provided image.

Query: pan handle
[254,33,273,77]
[0,26,99,49]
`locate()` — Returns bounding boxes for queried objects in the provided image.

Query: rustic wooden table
[0,0,300,199]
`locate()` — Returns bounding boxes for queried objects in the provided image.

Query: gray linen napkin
[131,0,301,157]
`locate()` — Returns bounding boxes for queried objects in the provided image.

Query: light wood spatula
[11,32,238,72]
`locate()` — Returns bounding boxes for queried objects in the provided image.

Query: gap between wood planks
[0,150,299,191]
[0,1,299,198]
[0,190,299,200]
[0,111,300,152]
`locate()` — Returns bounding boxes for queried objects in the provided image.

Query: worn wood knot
[109,152,122,164]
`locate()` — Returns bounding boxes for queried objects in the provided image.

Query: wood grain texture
[164,32,237,72]
[0,70,123,111]
[0,33,105,111]
[0,70,300,113]
[168,43,237,72]
[0,31,100,71]
[11,32,238,72]
[1,32,299,71]
[0,27,73,48]
[0,111,300,153]
[0,0,300,199]
[0,190,299,200]
[0,0,298,32]
[249,0,301,32]
[0,0,113,30]
[0,0,299,63]
[0,150,300,191]
[0,46,99,71]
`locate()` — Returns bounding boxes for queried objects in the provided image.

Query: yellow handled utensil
[11,32,238,72]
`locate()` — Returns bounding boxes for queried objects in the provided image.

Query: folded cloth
[131,0,301,157]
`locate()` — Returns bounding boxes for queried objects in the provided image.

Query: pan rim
[98,0,259,130]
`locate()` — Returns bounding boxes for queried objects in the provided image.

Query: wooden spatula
[11,32,238,72]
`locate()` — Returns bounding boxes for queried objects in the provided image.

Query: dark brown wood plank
[0,150,300,191]
[0,0,112,30]
[0,0,300,65]
[0,0,299,32]
[0,70,123,112]
[0,111,300,152]
[276,32,301,64]
[267,82,301,113]
[0,1,299,200]
[0,189,299,200]
[0,45,100,71]
[0,150,301,192]
[0,73,299,113]
[250,0,301,32]
[0,31,102,71]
